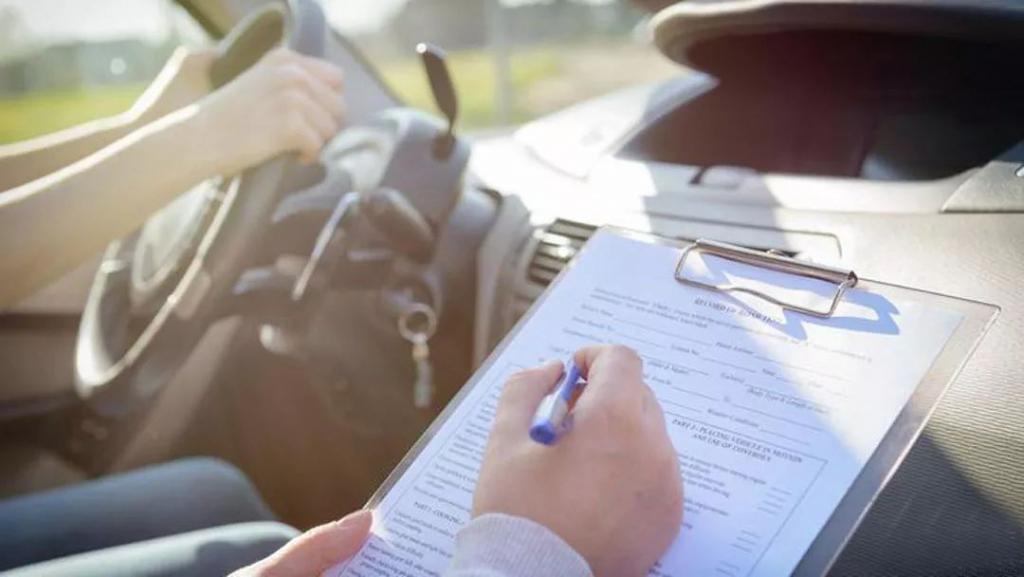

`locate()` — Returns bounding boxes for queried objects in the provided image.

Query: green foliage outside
[0,43,671,145]
[0,85,143,144]
[0,47,558,146]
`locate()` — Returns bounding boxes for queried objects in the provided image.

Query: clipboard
[357,226,998,577]
[669,233,998,576]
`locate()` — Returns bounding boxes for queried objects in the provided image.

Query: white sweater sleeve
[444,513,594,577]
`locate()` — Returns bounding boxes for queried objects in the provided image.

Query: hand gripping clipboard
[671,233,998,576]
[357,227,998,577]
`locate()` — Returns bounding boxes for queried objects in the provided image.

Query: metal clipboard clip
[675,239,859,318]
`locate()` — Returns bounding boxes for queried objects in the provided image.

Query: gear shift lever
[417,43,459,159]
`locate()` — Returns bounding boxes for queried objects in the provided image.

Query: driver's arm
[0,48,216,192]
[0,48,345,308]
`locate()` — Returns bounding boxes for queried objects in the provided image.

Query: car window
[0,0,209,145]
[326,0,678,129]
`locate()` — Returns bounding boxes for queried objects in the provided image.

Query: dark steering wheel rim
[75,0,327,416]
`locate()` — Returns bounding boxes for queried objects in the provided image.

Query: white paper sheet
[329,230,963,577]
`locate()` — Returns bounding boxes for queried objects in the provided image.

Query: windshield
[324,0,678,129]
[0,0,208,145]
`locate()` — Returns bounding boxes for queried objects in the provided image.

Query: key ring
[398,302,438,342]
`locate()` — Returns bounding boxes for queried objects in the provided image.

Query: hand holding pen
[472,345,684,577]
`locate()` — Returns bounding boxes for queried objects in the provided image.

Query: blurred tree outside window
[0,0,208,145]
[325,0,679,129]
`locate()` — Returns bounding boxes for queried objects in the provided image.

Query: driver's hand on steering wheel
[193,48,346,173]
[0,45,344,309]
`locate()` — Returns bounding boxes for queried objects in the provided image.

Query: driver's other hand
[196,48,345,172]
[229,509,371,577]
[129,46,216,124]
[474,345,683,577]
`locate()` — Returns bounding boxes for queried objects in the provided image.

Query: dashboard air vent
[526,219,597,287]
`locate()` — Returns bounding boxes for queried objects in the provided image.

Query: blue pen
[529,362,585,445]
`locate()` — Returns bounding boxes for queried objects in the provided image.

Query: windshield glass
[324,0,678,129]
[0,0,208,144]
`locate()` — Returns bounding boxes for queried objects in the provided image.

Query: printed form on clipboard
[330,227,997,577]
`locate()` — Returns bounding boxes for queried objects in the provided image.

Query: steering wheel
[75,0,328,415]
